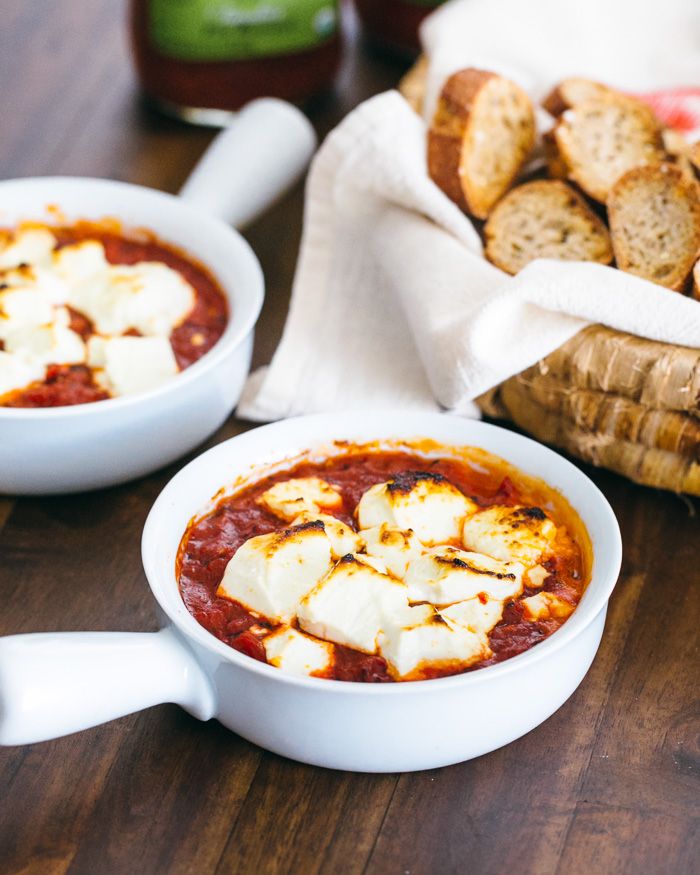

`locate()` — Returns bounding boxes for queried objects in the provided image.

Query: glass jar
[354,0,446,57]
[130,0,342,125]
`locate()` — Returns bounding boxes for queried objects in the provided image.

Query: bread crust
[608,163,700,291]
[428,68,535,219]
[542,78,619,117]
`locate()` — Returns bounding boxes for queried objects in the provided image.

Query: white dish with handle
[0,98,315,494]
[0,411,622,772]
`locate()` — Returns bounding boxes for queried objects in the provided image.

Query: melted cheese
[63,251,196,338]
[378,618,490,680]
[405,546,524,605]
[362,524,423,578]
[356,471,477,545]
[291,511,362,559]
[53,239,110,287]
[0,351,43,398]
[0,233,201,400]
[87,335,178,397]
[208,465,580,681]
[5,323,86,367]
[258,477,343,522]
[262,627,334,677]
[297,554,412,654]
[526,564,549,588]
[217,521,332,624]
[0,228,56,269]
[0,286,55,341]
[522,591,575,621]
[440,598,504,636]
[462,505,556,566]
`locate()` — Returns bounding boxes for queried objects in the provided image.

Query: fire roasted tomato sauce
[178,448,587,683]
[2,223,228,408]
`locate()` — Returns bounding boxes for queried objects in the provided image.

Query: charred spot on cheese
[433,553,517,580]
[520,506,547,520]
[386,470,450,494]
[284,519,326,536]
[406,547,525,606]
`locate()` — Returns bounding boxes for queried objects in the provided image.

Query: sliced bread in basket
[484,179,613,274]
[410,61,700,493]
[607,163,700,291]
[427,68,536,219]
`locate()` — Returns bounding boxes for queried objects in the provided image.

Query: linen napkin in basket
[237,0,700,422]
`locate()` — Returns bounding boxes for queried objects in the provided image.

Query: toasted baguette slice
[693,259,700,300]
[484,180,613,274]
[662,128,700,182]
[608,163,700,291]
[554,95,665,202]
[542,78,621,116]
[689,141,700,175]
[428,68,536,220]
[543,129,568,179]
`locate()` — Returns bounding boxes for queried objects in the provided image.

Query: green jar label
[149,0,338,61]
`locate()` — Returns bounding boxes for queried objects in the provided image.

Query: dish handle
[0,628,216,745]
[179,98,317,229]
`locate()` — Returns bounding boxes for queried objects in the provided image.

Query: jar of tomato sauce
[354,0,446,56]
[130,0,341,125]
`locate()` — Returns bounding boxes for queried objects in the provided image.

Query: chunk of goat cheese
[262,627,334,677]
[357,471,477,546]
[462,505,556,566]
[297,554,413,654]
[525,564,549,588]
[0,228,56,269]
[378,618,490,680]
[0,351,43,398]
[5,322,86,367]
[405,546,524,605]
[440,597,504,636]
[361,523,423,578]
[53,239,110,287]
[522,591,575,622]
[87,335,178,396]
[291,511,362,559]
[258,477,343,521]
[217,521,332,624]
[60,244,196,338]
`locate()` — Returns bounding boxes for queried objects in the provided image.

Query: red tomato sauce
[177,450,586,683]
[2,224,228,408]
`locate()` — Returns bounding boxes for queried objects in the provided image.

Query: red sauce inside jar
[355,0,445,56]
[177,448,587,683]
[130,0,341,116]
[2,223,228,408]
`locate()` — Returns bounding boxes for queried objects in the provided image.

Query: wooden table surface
[1,3,698,874]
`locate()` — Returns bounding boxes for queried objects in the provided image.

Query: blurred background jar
[354,0,446,57]
[130,0,341,125]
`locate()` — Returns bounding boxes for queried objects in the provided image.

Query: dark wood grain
[0,3,698,875]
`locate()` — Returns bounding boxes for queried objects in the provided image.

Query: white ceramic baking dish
[0,99,315,494]
[0,412,622,772]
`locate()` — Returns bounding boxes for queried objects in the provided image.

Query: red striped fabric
[634,88,700,138]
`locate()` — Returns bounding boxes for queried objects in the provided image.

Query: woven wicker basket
[398,60,700,495]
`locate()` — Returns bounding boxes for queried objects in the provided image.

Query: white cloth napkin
[237,0,700,422]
